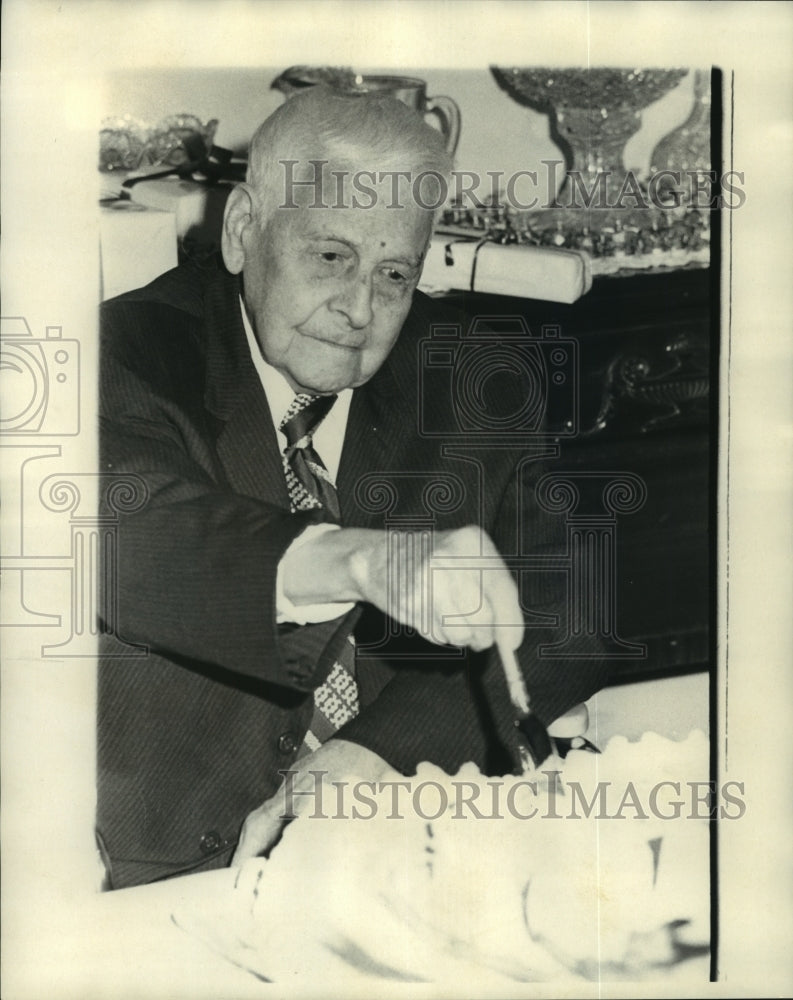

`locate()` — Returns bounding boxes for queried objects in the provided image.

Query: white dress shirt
[240,299,356,625]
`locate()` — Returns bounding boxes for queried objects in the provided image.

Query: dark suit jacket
[98,254,608,888]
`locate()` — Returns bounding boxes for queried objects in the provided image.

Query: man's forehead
[273,201,433,258]
[281,152,423,184]
[270,155,444,213]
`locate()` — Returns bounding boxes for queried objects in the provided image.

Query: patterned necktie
[280,393,341,522]
[279,393,359,752]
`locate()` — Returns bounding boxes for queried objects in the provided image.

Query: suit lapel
[337,313,421,527]
[338,375,394,524]
[202,261,290,509]
[217,373,290,507]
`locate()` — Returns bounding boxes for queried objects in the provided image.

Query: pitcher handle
[424,94,461,157]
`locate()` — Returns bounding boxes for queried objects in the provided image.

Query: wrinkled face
[238,195,433,395]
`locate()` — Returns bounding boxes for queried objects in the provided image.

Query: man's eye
[319,251,342,263]
[383,268,408,283]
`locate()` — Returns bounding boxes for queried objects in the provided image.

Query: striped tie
[279,394,359,751]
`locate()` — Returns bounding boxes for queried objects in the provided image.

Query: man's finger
[231,765,330,865]
[483,570,525,651]
[496,635,531,715]
[231,799,288,866]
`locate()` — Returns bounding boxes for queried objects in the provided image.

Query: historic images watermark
[278,160,746,212]
[276,769,747,822]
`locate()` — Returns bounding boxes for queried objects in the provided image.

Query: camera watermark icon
[419,316,578,440]
[1,469,149,657]
[1,317,80,435]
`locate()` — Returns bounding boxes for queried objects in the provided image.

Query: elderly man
[97,88,608,889]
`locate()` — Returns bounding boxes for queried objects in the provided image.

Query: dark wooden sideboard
[443,266,714,684]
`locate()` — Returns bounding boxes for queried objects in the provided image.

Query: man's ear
[221,184,256,275]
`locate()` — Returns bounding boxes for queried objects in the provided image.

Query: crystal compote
[491,67,687,209]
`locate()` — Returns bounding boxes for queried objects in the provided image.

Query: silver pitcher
[272,67,461,156]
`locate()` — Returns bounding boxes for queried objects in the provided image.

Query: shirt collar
[239,296,353,442]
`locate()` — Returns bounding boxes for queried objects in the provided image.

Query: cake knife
[496,637,553,770]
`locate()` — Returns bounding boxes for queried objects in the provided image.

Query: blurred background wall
[102,65,698,205]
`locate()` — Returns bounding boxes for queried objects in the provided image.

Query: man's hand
[231,739,391,865]
[280,524,524,654]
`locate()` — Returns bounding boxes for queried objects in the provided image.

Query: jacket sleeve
[99,305,350,691]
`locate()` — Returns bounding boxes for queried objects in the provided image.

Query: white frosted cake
[176,731,711,985]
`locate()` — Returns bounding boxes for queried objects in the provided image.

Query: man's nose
[332,273,374,329]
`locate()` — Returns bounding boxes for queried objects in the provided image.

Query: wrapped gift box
[420,236,592,303]
[100,202,177,300]
[125,176,232,242]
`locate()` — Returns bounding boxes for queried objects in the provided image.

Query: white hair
[246,86,453,222]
